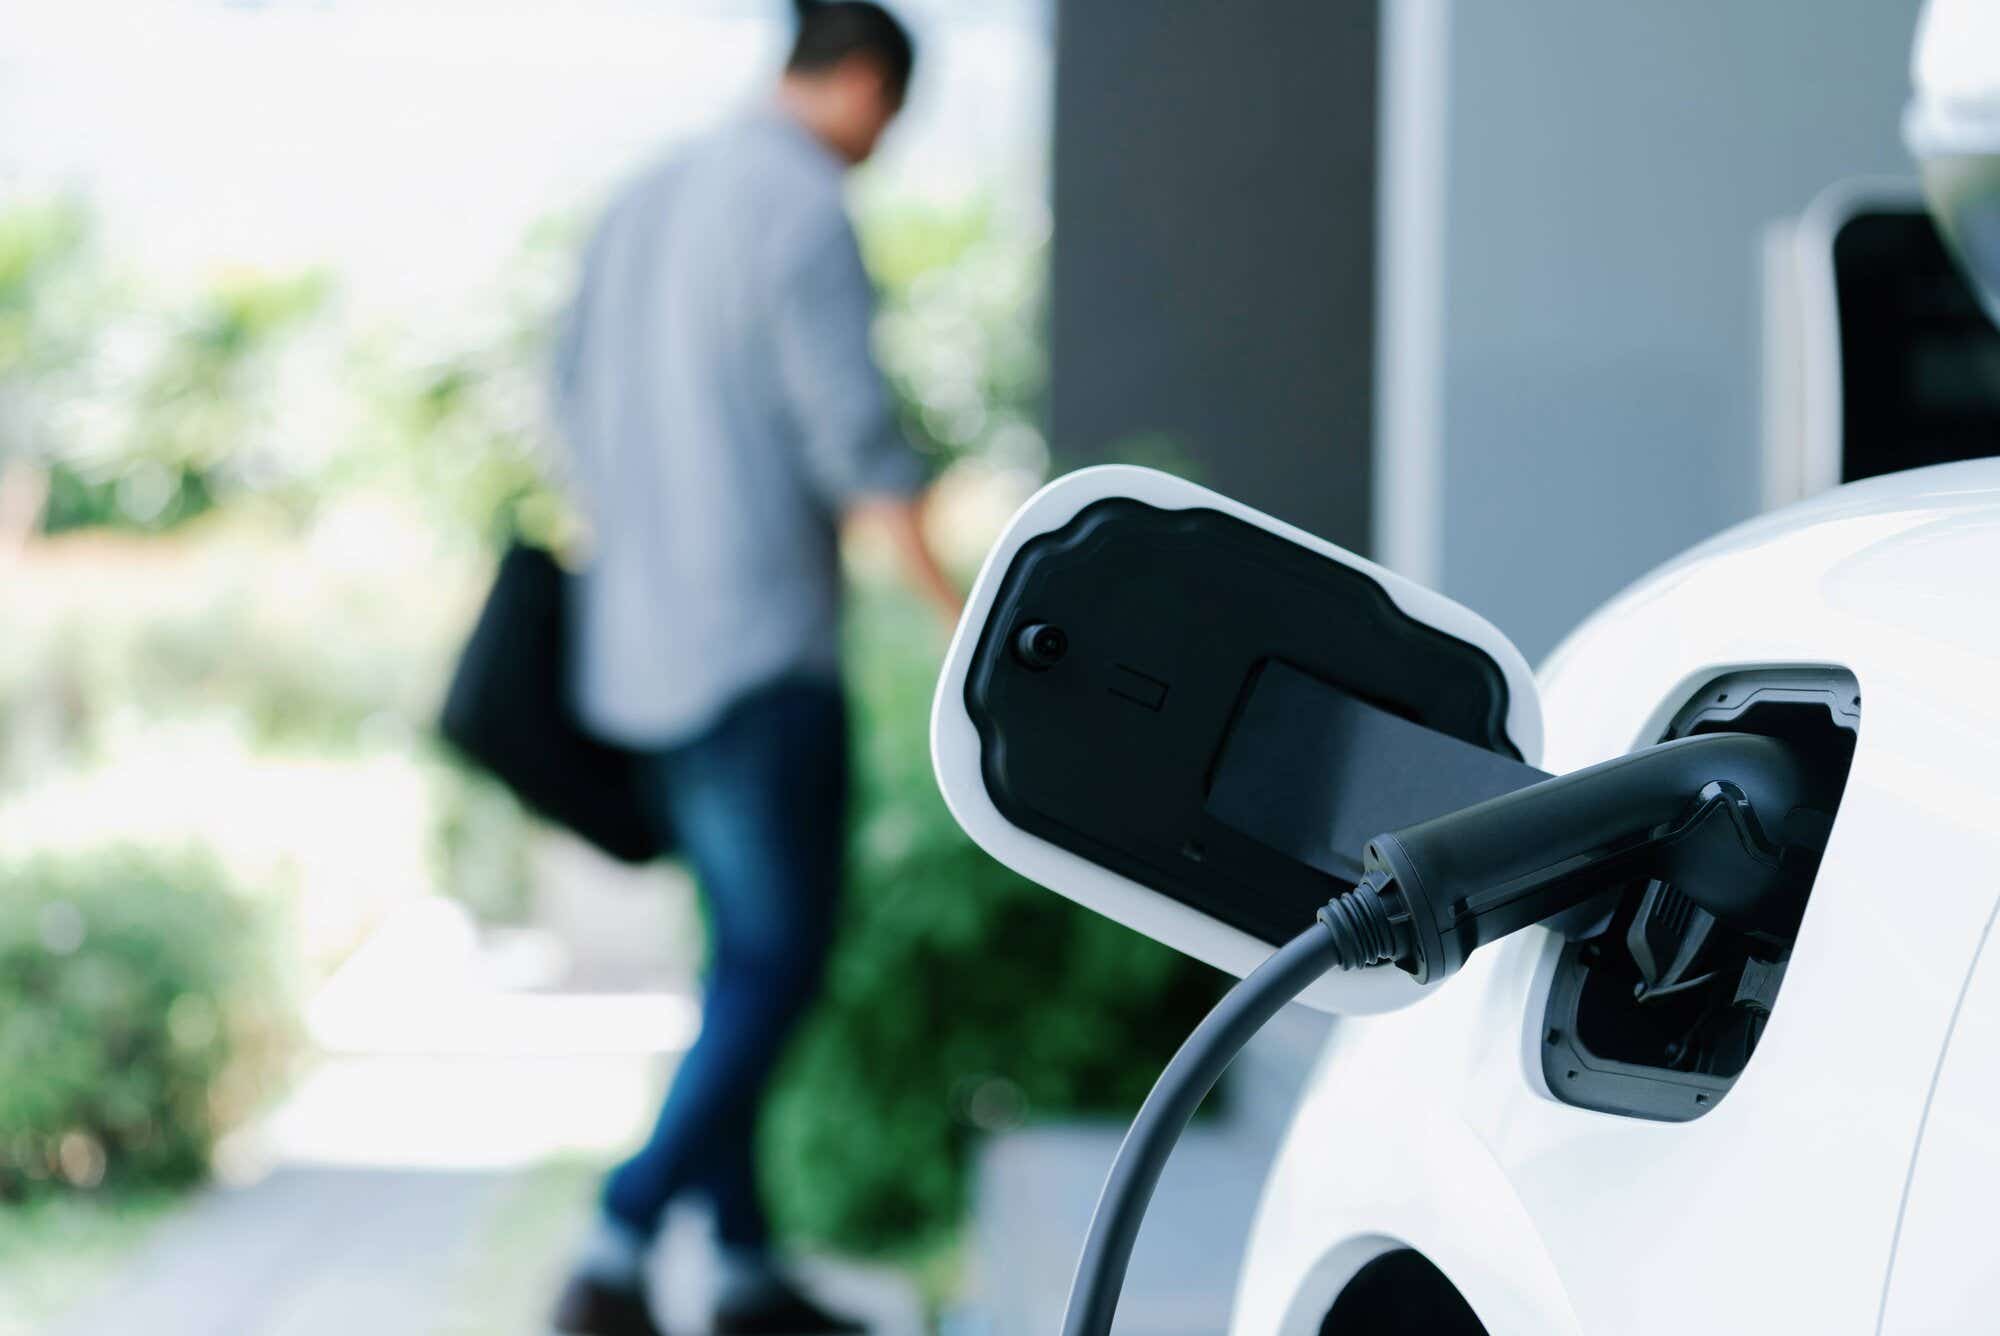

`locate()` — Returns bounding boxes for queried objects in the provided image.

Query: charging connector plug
[1325,731,1816,985]
[1060,729,1820,1336]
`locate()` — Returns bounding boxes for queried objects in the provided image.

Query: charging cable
[1060,731,1819,1336]
[1059,899,1390,1336]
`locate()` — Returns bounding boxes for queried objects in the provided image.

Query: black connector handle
[1360,732,1814,984]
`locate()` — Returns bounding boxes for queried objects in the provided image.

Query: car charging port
[1540,668,1859,1120]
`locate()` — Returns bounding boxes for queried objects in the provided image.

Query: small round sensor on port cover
[1013,622,1069,671]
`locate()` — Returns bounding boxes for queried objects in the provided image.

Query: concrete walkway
[46,1156,923,1336]
[48,1165,512,1336]
[40,892,922,1336]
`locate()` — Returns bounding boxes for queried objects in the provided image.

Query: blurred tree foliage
[41,270,329,533]
[0,196,329,534]
[0,190,1220,1255]
[862,197,1048,474]
[338,214,583,554]
[0,847,293,1199]
[0,200,96,407]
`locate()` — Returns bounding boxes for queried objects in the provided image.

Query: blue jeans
[601,679,848,1252]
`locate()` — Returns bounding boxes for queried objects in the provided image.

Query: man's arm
[773,207,961,626]
[847,492,964,626]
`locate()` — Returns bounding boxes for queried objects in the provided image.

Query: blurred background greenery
[0,184,1216,1294]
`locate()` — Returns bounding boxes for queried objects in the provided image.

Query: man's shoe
[713,1277,867,1335]
[552,1274,665,1336]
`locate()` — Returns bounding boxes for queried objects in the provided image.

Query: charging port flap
[948,475,1541,952]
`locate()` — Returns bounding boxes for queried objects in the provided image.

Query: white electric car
[932,3,2000,1330]
[1229,456,2000,1335]
[936,457,2000,1335]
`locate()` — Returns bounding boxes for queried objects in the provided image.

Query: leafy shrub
[1,220,329,535]
[760,594,1224,1254]
[0,847,293,1199]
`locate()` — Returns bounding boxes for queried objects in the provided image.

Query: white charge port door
[931,466,1543,1015]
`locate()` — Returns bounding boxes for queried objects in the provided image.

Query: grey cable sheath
[1059,920,1349,1336]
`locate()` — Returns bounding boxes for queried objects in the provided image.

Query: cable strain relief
[1317,874,1403,970]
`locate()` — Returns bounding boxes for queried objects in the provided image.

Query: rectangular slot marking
[1108,663,1169,711]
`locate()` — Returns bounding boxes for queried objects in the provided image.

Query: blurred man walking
[549,4,956,1333]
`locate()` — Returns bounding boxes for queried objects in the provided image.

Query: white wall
[1381,0,1924,660]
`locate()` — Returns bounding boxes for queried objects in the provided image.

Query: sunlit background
[0,3,1187,1332]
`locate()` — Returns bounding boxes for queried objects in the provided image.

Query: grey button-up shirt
[555,108,928,746]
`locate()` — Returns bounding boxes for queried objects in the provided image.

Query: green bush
[760,594,1224,1255]
[0,848,293,1199]
[0,198,329,536]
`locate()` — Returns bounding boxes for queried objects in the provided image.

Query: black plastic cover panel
[1209,661,1546,888]
[963,499,1525,946]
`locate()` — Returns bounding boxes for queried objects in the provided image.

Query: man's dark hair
[787,1,915,100]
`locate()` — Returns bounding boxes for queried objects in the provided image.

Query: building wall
[1048,0,1380,550]
[1428,0,1923,660]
